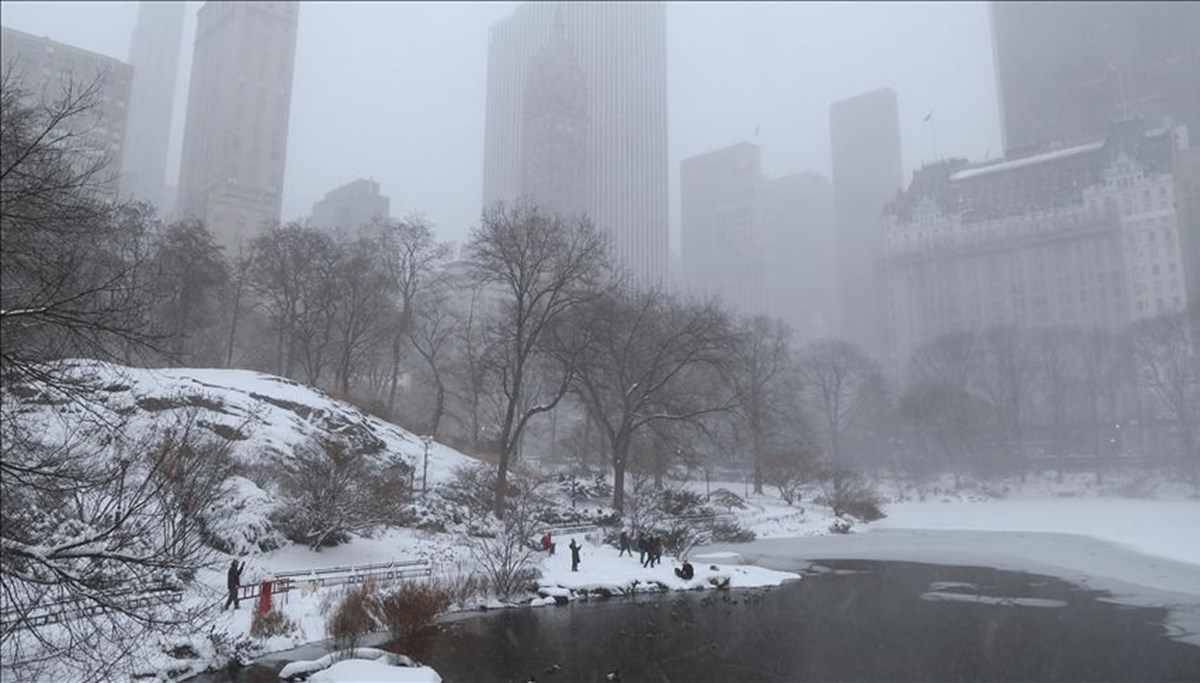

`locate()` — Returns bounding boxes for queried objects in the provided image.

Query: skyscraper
[830,88,904,362]
[177,1,299,251]
[990,2,1200,155]
[123,1,184,211]
[483,2,669,285]
[681,142,835,338]
[1,26,133,200]
[308,178,391,233]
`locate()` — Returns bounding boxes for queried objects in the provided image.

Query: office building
[123,1,184,210]
[830,87,904,361]
[177,1,299,252]
[308,178,391,232]
[990,2,1200,155]
[681,142,835,338]
[483,2,669,285]
[1,26,133,199]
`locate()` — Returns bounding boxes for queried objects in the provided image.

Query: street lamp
[420,434,434,496]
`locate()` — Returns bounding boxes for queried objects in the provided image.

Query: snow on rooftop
[949,140,1105,182]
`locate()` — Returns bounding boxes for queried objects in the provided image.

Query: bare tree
[570,287,738,514]
[729,316,795,494]
[468,201,608,517]
[1130,307,1199,486]
[1,71,161,389]
[148,218,230,366]
[408,287,459,436]
[331,236,395,394]
[1077,327,1124,481]
[374,215,450,413]
[797,339,884,467]
[977,325,1037,476]
[1,396,235,681]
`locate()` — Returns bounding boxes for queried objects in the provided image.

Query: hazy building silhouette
[991,2,1200,155]
[519,10,588,218]
[483,1,669,285]
[681,142,835,337]
[308,178,390,232]
[123,1,184,210]
[830,87,904,362]
[177,1,299,251]
[882,120,1194,372]
[1,26,132,200]
[762,171,837,342]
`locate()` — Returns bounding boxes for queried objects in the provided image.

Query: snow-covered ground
[8,361,1200,681]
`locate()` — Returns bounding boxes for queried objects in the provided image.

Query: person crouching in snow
[569,538,581,572]
[674,561,694,581]
[541,531,555,555]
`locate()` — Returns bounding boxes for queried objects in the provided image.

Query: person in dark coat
[649,537,662,568]
[618,531,632,557]
[569,538,582,572]
[674,561,694,581]
[224,559,244,610]
[638,534,649,567]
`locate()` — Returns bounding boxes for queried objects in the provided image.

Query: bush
[708,489,746,512]
[273,436,412,550]
[818,467,886,522]
[327,581,381,651]
[378,580,452,660]
[249,609,297,639]
[658,487,709,517]
[710,519,756,543]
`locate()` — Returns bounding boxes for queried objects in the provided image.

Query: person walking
[569,538,582,572]
[541,531,555,556]
[224,559,244,610]
[637,534,648,567]
[618,530,632,558]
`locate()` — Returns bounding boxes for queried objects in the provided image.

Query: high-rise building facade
[990,2,1200,155]
[123,1,184,211]
[308,178,390,232]
[1,26,133,199]
[483,1,669,285]
[519,12,588,219]
[681,142,835,338]
[177,1,299,251]
[830,88,904,361]
[882,121,1193,374]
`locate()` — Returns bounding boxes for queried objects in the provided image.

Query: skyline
[0,1,1001,249]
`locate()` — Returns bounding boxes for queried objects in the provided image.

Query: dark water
[190,560,1200,682]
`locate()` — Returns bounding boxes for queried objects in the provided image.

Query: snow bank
[307,658,441,683]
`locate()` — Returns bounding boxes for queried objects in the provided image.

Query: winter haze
[0,0,1000,247]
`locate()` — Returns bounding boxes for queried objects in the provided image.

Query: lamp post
[420,434,433,496]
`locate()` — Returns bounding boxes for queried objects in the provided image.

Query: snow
[919,592,1069,608]
[533,535,799,598]
[873,498,1200,567]
[307,659,441,683]
[948,140,1105,181]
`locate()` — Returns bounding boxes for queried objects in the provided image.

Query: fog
[0,0,999,247]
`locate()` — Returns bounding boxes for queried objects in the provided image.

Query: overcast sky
[0,1,1000,250]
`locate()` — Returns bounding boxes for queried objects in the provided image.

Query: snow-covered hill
[4,359,484,553]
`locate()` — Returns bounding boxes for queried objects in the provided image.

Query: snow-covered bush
[817,467,886,522]
[271,435,412,550]
[326,580,382,652]
[250,608,298,639]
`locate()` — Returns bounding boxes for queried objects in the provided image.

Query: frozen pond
[190,558,1200,681]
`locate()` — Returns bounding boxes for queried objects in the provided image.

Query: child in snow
[541,531,555,555]
[674,561,694,581]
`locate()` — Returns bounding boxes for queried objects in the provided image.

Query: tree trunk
[387,329,403,412]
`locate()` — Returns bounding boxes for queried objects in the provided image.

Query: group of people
[617,531,664,568]
[538,529,690,579]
